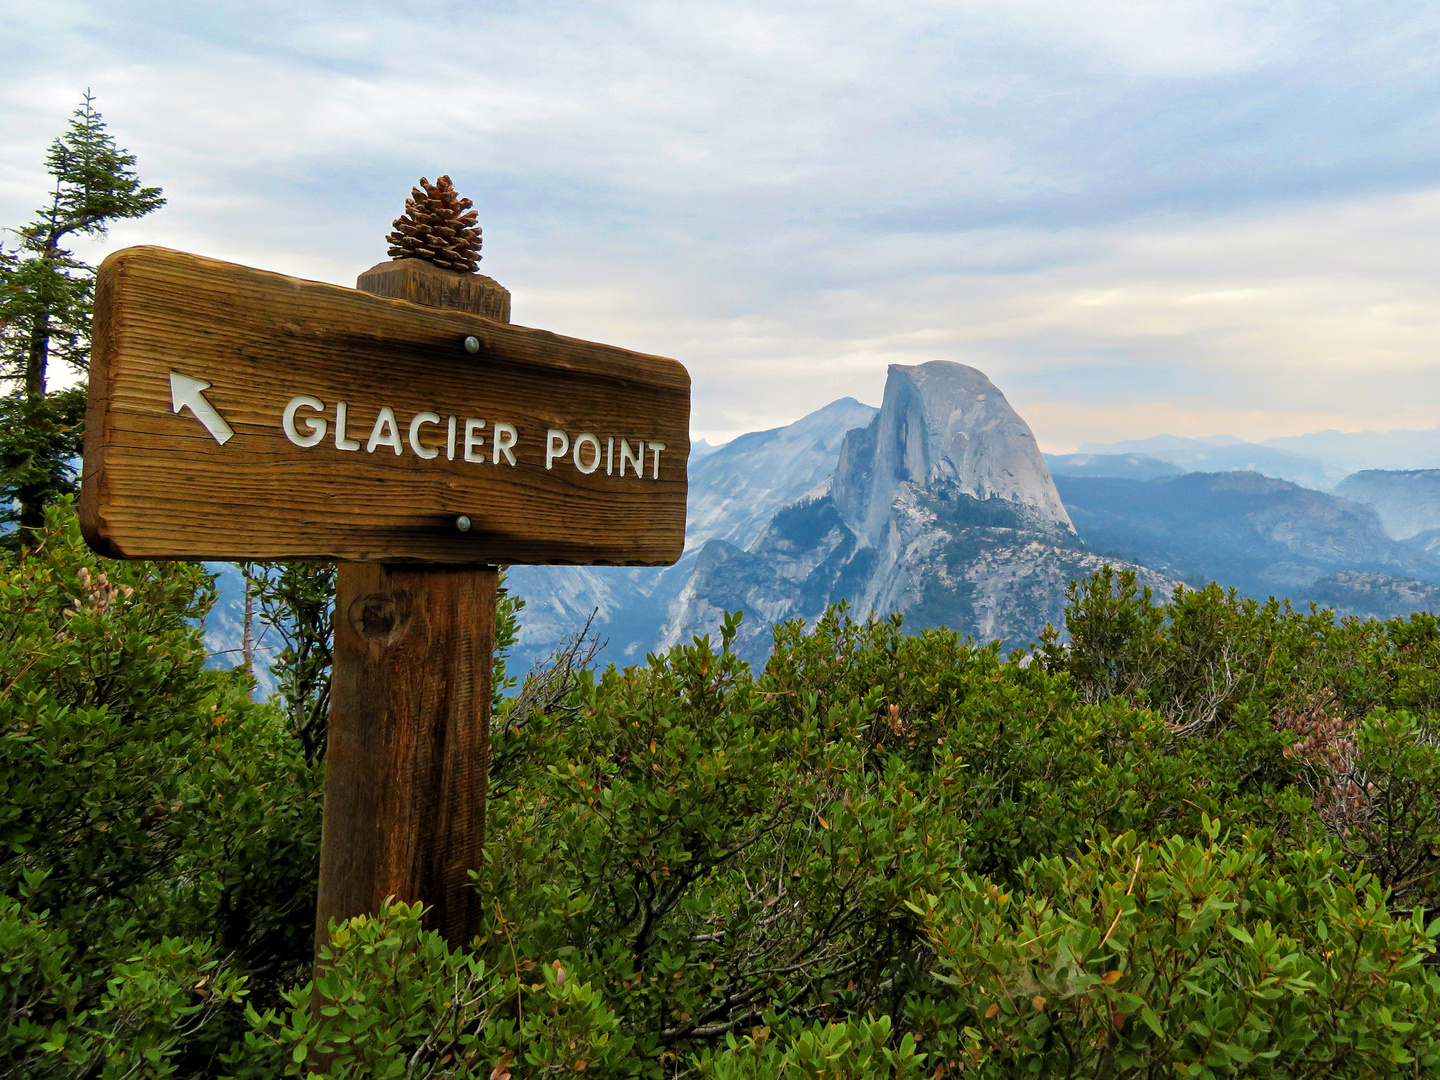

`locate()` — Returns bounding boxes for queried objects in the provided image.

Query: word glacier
[280,395,667,478]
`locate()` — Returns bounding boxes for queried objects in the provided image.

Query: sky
[3,1,1440,451]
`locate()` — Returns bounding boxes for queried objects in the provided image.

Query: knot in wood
[348,590,413,644]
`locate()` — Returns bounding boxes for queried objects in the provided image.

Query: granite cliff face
[661,362,1172,663]
[497,361,1141,670]
[834,362,1072,542]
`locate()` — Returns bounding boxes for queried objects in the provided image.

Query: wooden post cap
[356,258,510,324]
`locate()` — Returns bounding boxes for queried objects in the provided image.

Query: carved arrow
[169,371,235,445]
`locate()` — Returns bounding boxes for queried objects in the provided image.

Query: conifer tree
[0,91,164,547]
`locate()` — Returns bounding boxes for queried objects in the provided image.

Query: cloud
[4,1,1440,449]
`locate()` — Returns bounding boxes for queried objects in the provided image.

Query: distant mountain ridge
[1055,471,1440,598]
[1076,424,1440,491]
[1045,453,1181,482]
[1333,470,1440,541]
[1303,572,1440,622]
[199,379,1440,681]
[501,397,878,668]
[519,381,1440,668]
[501,362,1181,669]
[686,397,877,550]
[1264,427,1440,476]
[1071,436,1340,490]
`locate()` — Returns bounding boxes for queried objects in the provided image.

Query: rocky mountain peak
[685,397,877,551]
[833,360,1073,543]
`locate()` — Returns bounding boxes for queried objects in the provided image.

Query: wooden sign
[79,246,690,565]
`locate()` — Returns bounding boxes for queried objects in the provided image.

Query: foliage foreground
[4,508,1440,1078]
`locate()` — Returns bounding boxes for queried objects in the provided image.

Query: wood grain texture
[79,246,689,565]
[317,561,496,949]
[356,259,510,323]
[317,259,510,954]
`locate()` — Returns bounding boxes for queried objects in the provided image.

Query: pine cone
[385,174,482,273]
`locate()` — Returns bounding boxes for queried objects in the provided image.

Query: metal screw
[463,336,481,354]
[455,515,471,532]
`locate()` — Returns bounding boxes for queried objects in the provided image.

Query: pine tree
[385,175,482,273]
[0,91,164,548]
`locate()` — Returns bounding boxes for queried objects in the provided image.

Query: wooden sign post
[321,259,508,949]
[80,243,690,949]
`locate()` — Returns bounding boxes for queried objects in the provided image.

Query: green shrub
[234,900,635,1079]
[1334,710,1440,905]
[7,508,1440,1077]
[0,504,320,1077]
[695,827,1440,1079]
[477,613,972,1064]
[910,824,1440,1078]
[695,1016,924,1079]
